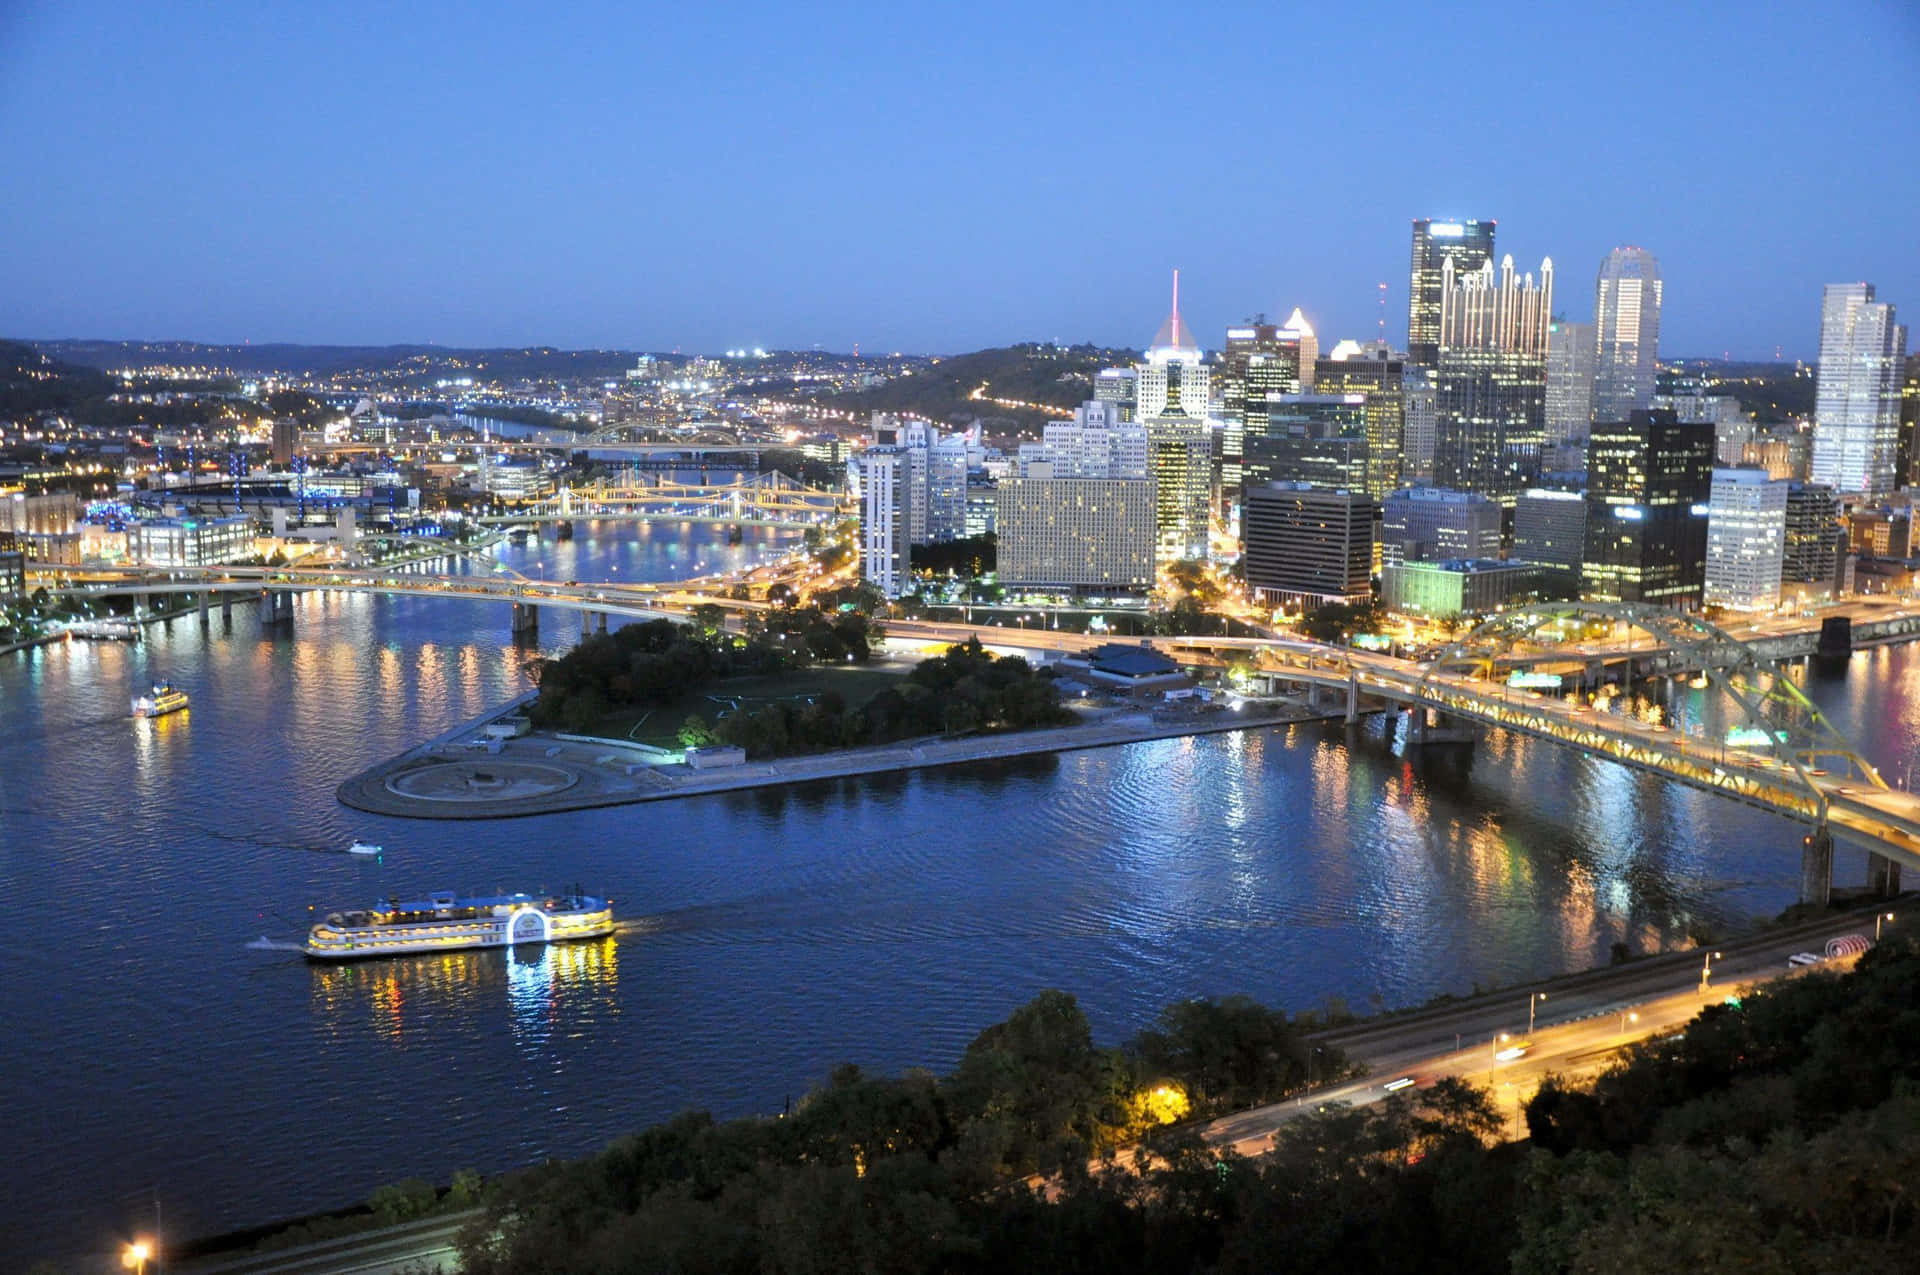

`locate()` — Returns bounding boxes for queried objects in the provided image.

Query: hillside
[33,340,647,383]
[815,342,1134,427]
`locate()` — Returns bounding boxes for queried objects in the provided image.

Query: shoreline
[336,699,1342,819]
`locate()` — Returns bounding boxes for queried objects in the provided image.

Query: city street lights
[1528,991,1547,1035]
[1619,1009,1639,1035]
[1878,911,1895,941]
[1700,950,1722,992]
[1489,1032,1510,1082]
[122,1241,150,1274]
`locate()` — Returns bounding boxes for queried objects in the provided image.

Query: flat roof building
[1242,482,1375,607]
[995,473,1155,594]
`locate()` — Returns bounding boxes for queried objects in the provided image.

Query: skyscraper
[1242,482,1375,607]
[1432,254,1553,507]
[1218,319,1303,497]
[1592,247,1663,424]
[1783,482,1843,591]
[1580,409,1714,605]
[1315,342,1407,497]
[1810,283,1906,497]
[857,445,909,599]
[1703,467,1787,612]
[1544,317,1596,444]
[1138,272,1213,563]
[1283,308,1318,388]
[1408,219,1495,370]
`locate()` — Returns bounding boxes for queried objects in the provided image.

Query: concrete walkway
[337,701,1336,820]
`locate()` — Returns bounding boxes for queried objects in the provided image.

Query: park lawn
[583,663,911,749]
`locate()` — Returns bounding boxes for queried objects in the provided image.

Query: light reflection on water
[3,528,1916,1261]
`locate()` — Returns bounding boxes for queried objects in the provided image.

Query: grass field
[586,664,910,750]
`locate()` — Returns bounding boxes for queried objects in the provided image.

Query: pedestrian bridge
[1220,602,1920,885]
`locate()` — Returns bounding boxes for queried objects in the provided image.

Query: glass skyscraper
[1408,218,1495,370]
[1592,247,1663,425]
[1810,283,1906,497]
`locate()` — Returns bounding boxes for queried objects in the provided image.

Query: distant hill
[32,340,649,383]
[814,343,1135,427]
[0,339,115,418]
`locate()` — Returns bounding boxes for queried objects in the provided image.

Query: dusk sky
[3,0,1916,359]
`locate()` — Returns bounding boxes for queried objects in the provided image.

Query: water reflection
[309,936,621,1047]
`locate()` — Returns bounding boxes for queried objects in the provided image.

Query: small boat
[132,683,189,718]
[347,841,384,857]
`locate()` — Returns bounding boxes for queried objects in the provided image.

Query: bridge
[1209,602,1920,896]
[482,472,848,528]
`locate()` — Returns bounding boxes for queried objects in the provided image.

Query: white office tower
[1023,401,1150,478]
[1283,308,1318,389]
[1545,317,1596,443]
[1592,247,1663,424]
[1137,271,1214,563]
[1704,466,1788,612]
[1811,283,1907,497]
[858,446,910,598]
[925,435,969,542]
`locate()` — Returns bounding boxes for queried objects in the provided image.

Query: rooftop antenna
[1377,282,1388,342]
[1171,269,1182,347]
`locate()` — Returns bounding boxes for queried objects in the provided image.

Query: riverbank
[336,697,1340,819]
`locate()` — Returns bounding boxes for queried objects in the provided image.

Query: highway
[181,1210,476,1275]
[1203,905,1904,1155]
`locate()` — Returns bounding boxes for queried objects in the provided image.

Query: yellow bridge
[482,471,848,528]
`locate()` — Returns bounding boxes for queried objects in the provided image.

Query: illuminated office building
[1433,254,1553,507]
[1137,273,1213,563]
[1408,218,1496,370]
[1703,467,1787,612]
[1592,247,1663,424]
[1315,341,1407,497]
[1544,317,1595,444]
[1580,409,1713,605]
[1811,283,1906,497]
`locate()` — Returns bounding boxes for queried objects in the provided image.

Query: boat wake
[246,937,306,953]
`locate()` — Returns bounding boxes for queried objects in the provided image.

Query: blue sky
[2,0,1915,358]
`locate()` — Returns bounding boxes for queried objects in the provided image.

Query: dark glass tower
[1580,409,1714,605]
[1408,218,1496,370]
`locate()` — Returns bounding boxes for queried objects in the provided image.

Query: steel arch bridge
[1236,601,1920,878]
[1417,601,1888,814]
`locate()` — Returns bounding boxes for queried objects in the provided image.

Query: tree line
[447,935,1920,1273]
[711,636,1071,759]
[525,610,874,735]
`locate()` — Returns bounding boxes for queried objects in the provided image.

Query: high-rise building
[1242,482,1376,607]
[857,445,910,599]
[1898,351,1920,489]
[1315,342,1407,497]
[1592,247,1663,424]
[1093,367,1138,421]
[1811,283,1907,497]
[1408,219,1496,370]
[1703,467,1788,612]
[1401,367,1437,481]
[1218,320,1303,496]
[1380,487,1502,566]
[270,417,300,467]
[1512,487,1588,571]
[1242,394,1370,494]
[1138,273,1213,563]
[1021,401,1149,478]
[1433,254,1553,507]
[1544,317,1596,444]
[1654,393,1753,465]
[1783,482,1842,589]
[1283,308,1318,389]
[1580,409,1714,605]
[995,473,1156,594]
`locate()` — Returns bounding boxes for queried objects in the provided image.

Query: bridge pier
[1869,853,1903,899]
[1800,825,1833,907]
[1345,672,1359,725]
[1404,706,1475,747]
[197,592,210,626]
[261,589,294,628]
[511,602,539,640]
[596,612,608,635]
[221,594,233,622]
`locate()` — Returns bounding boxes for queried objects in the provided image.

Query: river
[3,521,1917,1262]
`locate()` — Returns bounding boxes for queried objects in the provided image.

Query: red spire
[1152,268,1198,352]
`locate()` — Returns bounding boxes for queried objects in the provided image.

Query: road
[1202,904,1903,1155]
[180,1210,475,1275]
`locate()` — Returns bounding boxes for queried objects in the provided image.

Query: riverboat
[304,888,614,960]
[131,683,189,718]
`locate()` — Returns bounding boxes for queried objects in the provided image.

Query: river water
[4,522,1918,1261]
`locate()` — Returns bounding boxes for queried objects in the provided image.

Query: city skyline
[1,1,1916,357]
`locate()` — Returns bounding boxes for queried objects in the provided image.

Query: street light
[1619,1009,1639,1035]
[1878,911,1895,941]
[1528,991,1547,1036]
[122,1240,151,1274]
[1490,1032,1510,1082]
[1700,950,1722,992]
